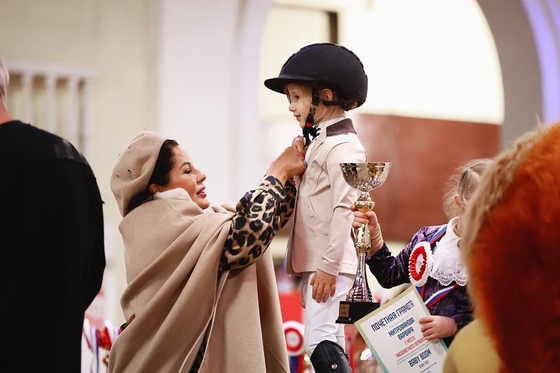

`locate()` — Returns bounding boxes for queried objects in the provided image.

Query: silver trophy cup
[336,162,392,323]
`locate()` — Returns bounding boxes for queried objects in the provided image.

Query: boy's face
[286,83,312,129]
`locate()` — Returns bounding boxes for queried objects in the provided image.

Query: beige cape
[108,196,289,373]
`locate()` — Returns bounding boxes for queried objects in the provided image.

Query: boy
[265,43,369,373]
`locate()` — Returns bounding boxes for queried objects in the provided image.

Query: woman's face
[161,147,210,209]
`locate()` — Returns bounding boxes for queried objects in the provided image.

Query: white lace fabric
[430,217,468,286]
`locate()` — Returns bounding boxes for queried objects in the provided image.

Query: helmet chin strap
[323,98,355,110]
[302,83,321,149]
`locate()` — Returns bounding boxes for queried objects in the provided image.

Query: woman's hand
[266,136,307,184]
[292,135,306,158]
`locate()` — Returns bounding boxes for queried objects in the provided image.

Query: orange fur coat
[444,121,560,373]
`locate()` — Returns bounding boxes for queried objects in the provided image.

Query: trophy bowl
[336,162,392,324]
[340,162,391,192]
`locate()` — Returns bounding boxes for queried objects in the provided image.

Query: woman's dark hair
[127,139,179,212]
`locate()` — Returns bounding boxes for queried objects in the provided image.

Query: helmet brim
[264,77,315,94]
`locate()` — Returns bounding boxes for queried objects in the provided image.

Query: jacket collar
[308,118,356,160]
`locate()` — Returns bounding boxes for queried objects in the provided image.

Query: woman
[107,131,306,373]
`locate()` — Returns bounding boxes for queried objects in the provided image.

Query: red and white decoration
[408,242,434,287]
[283,320,305,357]
[83,318,120,373]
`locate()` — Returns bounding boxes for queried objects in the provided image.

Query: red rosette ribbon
[408,242,434,287]
[283,320,305,356]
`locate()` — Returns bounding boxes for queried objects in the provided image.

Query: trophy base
[336,301,380,324]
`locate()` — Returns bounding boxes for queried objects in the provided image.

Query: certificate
[354,286,448,373]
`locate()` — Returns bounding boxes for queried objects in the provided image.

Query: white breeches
[302,272,354,356]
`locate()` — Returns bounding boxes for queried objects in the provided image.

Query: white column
[230,0,275,198]
[45,74,58,133]
[21,72,34,124]
[156,0,274,202]
[520,0,560,124]
[81,77,93,160]
[67,75,80,148]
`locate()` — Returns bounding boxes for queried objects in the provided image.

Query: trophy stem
[346,252,372,302]
[346,192,374,302]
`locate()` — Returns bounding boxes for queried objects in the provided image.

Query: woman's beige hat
[110,131,167,216]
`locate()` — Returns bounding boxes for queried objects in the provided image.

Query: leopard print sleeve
[220,175,296,271]
[277,179,296,228]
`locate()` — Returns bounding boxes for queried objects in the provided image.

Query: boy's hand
[299,282,306,308]
[310,269,337,303]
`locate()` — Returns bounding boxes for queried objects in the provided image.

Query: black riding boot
[310,340,353,373]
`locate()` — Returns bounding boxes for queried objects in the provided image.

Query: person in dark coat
[0,58,106,372]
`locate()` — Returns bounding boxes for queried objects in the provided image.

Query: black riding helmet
[264,43,368,108]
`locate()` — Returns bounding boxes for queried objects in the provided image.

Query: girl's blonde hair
[442,158,493,219]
